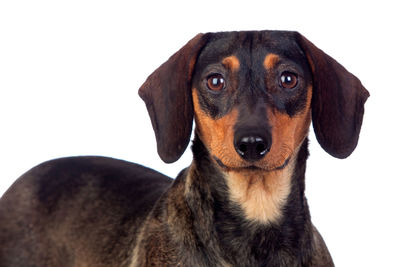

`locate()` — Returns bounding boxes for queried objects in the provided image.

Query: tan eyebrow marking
[222,55,240,72]
[263,53,280,70]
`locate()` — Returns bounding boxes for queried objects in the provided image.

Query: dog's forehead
[198,31,304,65]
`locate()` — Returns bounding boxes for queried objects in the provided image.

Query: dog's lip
[212,156,291,172]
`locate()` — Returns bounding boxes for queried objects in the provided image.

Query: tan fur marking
[192,89,241,166]
[222,56,240,72]
[265,86,312,168]
[226,155,296,224]
[263,53,280,70]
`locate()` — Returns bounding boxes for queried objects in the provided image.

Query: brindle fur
[0,31,369,266]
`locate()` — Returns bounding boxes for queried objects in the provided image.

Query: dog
[0,31,369,266]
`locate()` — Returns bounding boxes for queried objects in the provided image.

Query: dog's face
[191,32,313,171]
[139,31,369,165]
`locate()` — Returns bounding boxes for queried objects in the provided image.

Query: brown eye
[280,71,298,89]
[207,74,225,91]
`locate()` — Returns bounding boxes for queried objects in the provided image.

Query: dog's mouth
[212,155,291,172]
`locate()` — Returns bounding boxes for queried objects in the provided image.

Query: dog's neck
[179,135,313,264]
[188,134,310,218]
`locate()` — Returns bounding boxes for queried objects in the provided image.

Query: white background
[0,1,399,266]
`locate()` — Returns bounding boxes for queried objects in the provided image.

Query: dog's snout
[234,133,271,162]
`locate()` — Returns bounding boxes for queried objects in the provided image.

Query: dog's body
[0,31,369,266]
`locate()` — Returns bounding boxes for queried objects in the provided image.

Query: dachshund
[0,31,369,266]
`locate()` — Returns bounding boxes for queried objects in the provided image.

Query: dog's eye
[206,74,225,91]
[279,72,298,89]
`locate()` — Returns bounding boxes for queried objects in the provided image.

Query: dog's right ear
[139,33,210,163]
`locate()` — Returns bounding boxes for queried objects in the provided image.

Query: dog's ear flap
[139,33,209,163]
[296,33,370,158]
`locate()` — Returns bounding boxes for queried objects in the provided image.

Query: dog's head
[139,31,369,170]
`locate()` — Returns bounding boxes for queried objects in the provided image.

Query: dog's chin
[212,156,291,173]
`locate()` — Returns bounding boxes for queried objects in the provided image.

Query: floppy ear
[296,33,370,158]
[139,33,210,163]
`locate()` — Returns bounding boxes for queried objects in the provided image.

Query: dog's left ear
[296,33,370,159]
[139,33,210,163]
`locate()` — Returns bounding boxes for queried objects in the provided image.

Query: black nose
[234,134,271,161]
